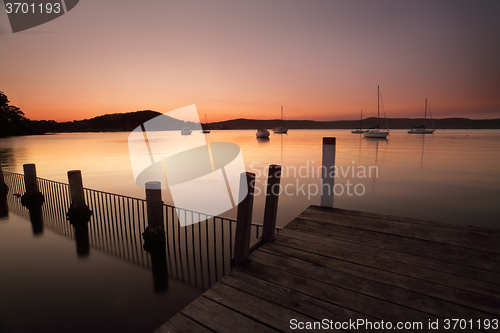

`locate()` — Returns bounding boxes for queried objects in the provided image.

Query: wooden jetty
[156,205,500,333]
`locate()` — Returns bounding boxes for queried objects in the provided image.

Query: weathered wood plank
[271,234,500,302]
[299,207,500,253]
[289,217,500,268]
[286,219,500,276]
[180,296,279,333]
[279,226,500,285]
[220,271,412,333]
[157,206,500,333]
[310,206,500,235]
[237,261,444,332]
[155,313,213,333]
[204,282,336,333]
[253,246,499,331]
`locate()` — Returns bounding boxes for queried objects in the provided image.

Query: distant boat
[256,128,270,138]
[181,128,192,135]
[202,113,211,134]
[363,86,389,139]
[273,106,288,134]
[351,110,367,133]
[409,99,435,134]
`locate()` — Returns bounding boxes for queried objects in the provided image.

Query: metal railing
[2,171,266,290]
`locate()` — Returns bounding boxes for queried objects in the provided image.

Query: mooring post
[0,163,5,189]
[0,164,8,218]
[233,172,255,266]
[67,170,85,205]
[321,137,336,207]
[21,163,44,209]
[66,170,92,229]
[23,163,38,193]
[145,181,163,229]
[262,164,281,243]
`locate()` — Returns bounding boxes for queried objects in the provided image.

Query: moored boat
[256,128,270,138]
[363,86,389,139]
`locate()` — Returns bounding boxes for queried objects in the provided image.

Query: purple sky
[1,0,499,121]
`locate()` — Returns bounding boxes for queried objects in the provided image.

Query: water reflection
[28,206,44,235]
[0,147,15,168]
[3,171,259,292]
[74,224,90,257]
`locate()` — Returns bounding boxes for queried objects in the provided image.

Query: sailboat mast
[424,99,427,129]
[377,85,380,123]
[360,110,363,130]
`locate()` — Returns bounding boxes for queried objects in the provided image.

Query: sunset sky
[1,0,499,122]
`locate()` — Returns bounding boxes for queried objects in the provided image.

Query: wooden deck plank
[156,206,500,333]
[313,206,500,235]
[278,227,500,286]
[286,220,500,278]
[299,207,500,253]
[219,271,394,333]
[289,217,500,268]
[155,313,213,333]
[270,235,500,304]
[180,296,280,333]
[204,282,337,333]
[237,260,444,332]
[254,246,498,330]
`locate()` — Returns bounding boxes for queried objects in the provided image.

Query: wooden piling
[0,163,5,188]
[23,163,38,193]
[0,163,8,217]
[145,181,163,229]
[262,164,281,243]
[67,170,85,205]
[233,172,255,266]
[320,137,336,207]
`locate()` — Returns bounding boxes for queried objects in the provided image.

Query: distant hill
[22,111,500,135]
[37,110,200,133]
[209,117,500,130]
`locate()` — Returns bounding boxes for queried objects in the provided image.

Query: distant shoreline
[3,110,500,137]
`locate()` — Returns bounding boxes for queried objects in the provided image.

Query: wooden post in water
[0,163,5,190]
[321,137,336,207]
[23,163,38,193]
[145,181,163,229]
[67,170,85,205]
[0,163,8,218]
[67,170,91,256]
[232,172,255,266]
[262,164,281,243]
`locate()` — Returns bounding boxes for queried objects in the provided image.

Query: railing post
[142,181,166,251]
[321,137,336,207]
[0,163,5,191]
[21,163,44,209]
[68,170,85,205]
[23,163,38,193]
[262,164,281,243]
[66,170,92,228]
[0,164,8,218]
[145,181,163,229]
[233,172,255,266]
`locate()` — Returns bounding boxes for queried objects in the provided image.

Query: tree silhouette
[0,91,28,137]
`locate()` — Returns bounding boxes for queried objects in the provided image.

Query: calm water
[1,129,499,228]
[1,129,499,332]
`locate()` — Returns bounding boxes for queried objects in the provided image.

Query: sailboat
[408,99,435,134]
[273,106,288,134]
[363,86,389,138]
[202,113,211,134]
[351,110,366,133]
